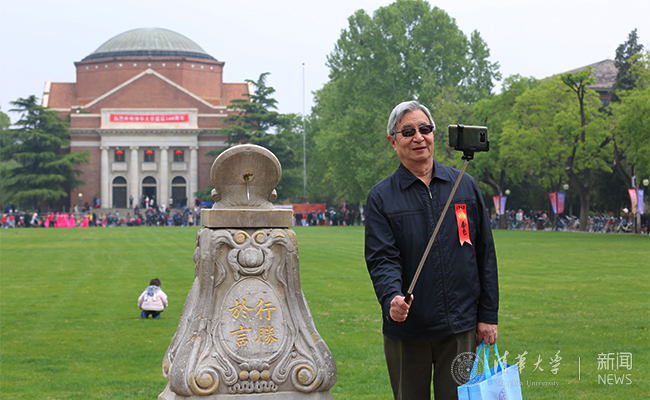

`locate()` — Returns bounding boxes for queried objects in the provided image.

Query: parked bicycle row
[490,209,648,233]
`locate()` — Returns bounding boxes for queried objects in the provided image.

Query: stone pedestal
[159,145,336,399]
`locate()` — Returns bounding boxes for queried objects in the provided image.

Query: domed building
[44,28,250,210]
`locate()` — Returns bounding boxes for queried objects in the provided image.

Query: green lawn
[1,227,648,399]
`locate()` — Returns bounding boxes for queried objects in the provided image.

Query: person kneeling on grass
[138,278,168,319]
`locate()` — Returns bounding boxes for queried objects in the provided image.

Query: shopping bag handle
[483,343,492,380]
[493,343,506,373]
[469,341,506,381]
[468,341,484,380]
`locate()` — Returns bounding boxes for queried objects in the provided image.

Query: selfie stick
[404,147,476,304]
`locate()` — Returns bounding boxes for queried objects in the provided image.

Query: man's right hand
[389,295,412,322]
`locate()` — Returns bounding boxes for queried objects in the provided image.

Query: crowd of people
[292,209,363,227]
[2,204,200,228]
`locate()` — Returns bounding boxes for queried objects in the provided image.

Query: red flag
[549,192,557,214]
[629,189,638,214]
[455,204,472,246]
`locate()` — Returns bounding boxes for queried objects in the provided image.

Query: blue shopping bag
[457,342,523,400]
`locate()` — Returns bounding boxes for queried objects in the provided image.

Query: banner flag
[549,192,557,214]
[455,204,473,246]
[557,192,566,214]
[110,114,189,123]
[638,190,644,215]
[629,189,638,214]
[492,196,501,215]
[500,196,507,215]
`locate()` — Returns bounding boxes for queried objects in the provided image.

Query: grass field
[1,227,648,399]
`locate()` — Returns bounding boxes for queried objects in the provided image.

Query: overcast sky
[1,0,648,122]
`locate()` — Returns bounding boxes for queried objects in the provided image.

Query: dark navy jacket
[365,160,498,340]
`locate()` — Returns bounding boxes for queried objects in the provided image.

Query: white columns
[160,146,169,208]
[100,146,109,209]
[189,146,198,207]
[130,146,139,206]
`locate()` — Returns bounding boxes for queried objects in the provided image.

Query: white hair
[386,101,435,137]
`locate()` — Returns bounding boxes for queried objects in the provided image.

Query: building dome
[82,28,216,61]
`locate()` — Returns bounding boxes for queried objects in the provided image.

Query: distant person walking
[138,278,168,319]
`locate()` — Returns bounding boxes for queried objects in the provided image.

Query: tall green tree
[0,107,16,207]
[252,113,306,202]
[470,75,537,225]
[462,30,502,104]
[560,70,612,230]
[501,70,611,230]
[472,75,537,197]
[198,73,304,202]
[611,29,644,103]
[216,72,283,145]
[610,51,650,188]
[312,0,500,203]
[0,96,90,209]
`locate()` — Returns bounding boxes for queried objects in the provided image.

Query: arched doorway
[172,176,187,209]
[142,176,157,205]
[112,176,127,208]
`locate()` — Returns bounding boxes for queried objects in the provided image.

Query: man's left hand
[477,322,497,345]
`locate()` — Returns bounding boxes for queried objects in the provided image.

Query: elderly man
[365,100,499,399]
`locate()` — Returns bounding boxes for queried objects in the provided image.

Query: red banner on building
[110,114,189,123]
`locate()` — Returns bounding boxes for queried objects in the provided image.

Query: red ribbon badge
[455,204,472,246]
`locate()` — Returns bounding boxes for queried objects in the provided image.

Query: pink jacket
[138,286,168,311]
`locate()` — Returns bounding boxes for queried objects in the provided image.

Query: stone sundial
[159,144,336,400]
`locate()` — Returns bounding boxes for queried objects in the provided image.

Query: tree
[611,29,644,103]
[216,72,283,146]
[197,73,303,202]
[0,107,16,207]
[470,75,537,225]
[501,78,576,206]
[312,0,501,203]
[462,30,502,104]
[560,70,613,231]
[252,113,306,202]
[501,70,611,231]
[0,96,90,209]
[610,50,650,223]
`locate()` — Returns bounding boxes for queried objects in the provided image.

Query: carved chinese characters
[159,145,336,399]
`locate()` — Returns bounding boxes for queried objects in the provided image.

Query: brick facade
[45,28,247,210]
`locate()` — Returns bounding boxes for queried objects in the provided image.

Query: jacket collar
[397,159,452,190]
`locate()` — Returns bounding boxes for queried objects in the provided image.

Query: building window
[144,149,155,162]
[114,149,125,162]
[174,149,184,162]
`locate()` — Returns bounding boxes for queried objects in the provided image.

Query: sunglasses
[395,124,434,137]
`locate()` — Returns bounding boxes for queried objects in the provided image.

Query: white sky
[1,0,648,123]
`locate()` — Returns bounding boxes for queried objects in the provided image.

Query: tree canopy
[0,96,90,209]
[215,72,283,146]
[311,0,501,203]
[611,29,645,103]
[610,51,650,185]
[198,73,306,203]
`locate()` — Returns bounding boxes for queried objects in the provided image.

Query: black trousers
[384,329,476,400]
